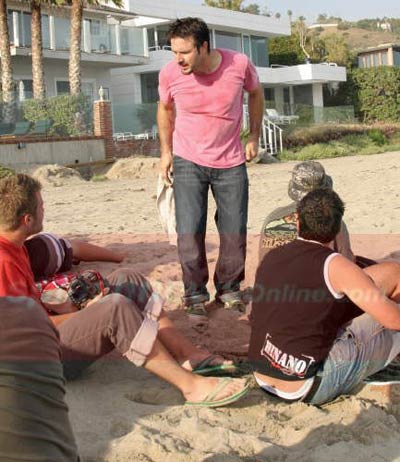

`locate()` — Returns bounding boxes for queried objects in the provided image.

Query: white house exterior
[3,1,148,100]
[110,0,347,132]
[1,0,348,133]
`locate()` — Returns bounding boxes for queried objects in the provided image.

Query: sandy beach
[37,151,400,461]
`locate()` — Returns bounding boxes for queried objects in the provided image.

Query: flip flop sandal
[185,377,250,408]
[193,354,238,376]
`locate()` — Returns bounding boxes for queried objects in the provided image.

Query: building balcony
[6,9,148,67]
[257,63,347,86]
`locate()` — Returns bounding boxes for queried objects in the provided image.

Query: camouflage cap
[288,161,333,203]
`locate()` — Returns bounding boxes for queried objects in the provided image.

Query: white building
[4,1,147,100]
[2,0,347,133]
[111,0,347,132]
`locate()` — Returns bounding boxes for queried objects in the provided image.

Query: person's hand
[245,135,259,162]
[160,153,173,186]
[86,287,110,308]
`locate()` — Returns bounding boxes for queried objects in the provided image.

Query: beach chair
[10,121,31,136]
[30,119,52,136]
[0,123,13,136]
[265,109,299,125]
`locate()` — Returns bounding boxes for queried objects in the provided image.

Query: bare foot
[183,376,248,405]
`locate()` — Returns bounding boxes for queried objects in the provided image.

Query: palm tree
[68,0,122,96]
[0,0,16,121]
[30,0,46,99]
[69,0,83,95]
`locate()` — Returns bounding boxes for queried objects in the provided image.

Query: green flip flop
[192,355,238,376]
[185,378,250,408]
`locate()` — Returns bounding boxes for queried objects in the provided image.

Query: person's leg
[364,261,400,302]
[70,239,125,263]
[143,338,247,404]
[0,297,79,461]
[106,268,232,368]
[59,293,247,405]
[173,155,210,306]
[211,163,249,301]
[105,268,153,311]
[307,313,400,405]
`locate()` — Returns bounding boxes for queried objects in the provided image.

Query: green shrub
[284,123,400,149]
[22,94,92,136]
[278,133,398,161]
[367,128,387,146]
[0,165,15,179]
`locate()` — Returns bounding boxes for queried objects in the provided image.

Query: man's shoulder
[160,60,178,78]
[219,48,250,68]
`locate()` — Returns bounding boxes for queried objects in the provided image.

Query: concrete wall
[0,138,105,169]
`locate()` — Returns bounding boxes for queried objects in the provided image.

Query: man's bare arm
[246,84,264,162]
[157,101,175,185]
[329,254,400,330]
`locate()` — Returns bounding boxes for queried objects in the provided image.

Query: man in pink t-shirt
[158,17,264,318]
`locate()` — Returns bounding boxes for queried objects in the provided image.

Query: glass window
[90,19,100,35]
[250,35,268,67]
[42,14,50,49]
[242,35,250,58]
[20,79,33,93]
[55,17,70,50]
[381,52,388,65]
[7,10,25,47]
[21,12,31,47]
[147,27,156,49]
[373,53,379,67]
[90,20,110,52]
[141,72,159,103]
[82,82,94,100]
[7,10,15,44]
[56,80,70,95]
[283,87,290,104]
[157,25,170,49]
[215,30,242,52]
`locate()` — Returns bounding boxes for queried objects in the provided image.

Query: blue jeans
[172,155,249,305]
[309,314,400,405]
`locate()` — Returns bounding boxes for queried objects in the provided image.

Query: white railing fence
[243,105,283,156]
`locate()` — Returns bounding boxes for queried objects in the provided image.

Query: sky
[187,0,400,22]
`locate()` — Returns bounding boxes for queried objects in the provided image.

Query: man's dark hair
[168,17,210,52]
[297,189,345,243]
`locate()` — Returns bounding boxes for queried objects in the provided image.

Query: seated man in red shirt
[0,173,248,408]
[250,189,400,405]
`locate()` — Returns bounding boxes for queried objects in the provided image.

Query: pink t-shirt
[158,49,260,168]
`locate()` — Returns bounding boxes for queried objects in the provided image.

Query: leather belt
[302,375,322,403]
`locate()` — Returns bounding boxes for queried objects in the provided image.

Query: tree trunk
[69,0,82,95]
[0,0,16,121]
[31,0,46,99]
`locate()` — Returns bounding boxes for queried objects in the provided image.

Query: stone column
[93,94,114,159]
[312,83,324,123]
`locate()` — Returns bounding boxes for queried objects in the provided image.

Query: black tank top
[249,239,363,381]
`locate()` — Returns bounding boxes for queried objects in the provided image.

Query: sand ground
[38,151,400,462]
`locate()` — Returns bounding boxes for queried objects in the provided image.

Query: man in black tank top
[250,189,400,405]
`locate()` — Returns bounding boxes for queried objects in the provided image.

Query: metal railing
[243,105,283,156]
[261,117,283,155]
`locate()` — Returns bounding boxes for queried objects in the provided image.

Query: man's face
[171,37,208,74]
[27,191,44,235]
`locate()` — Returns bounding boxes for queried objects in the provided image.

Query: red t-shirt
[0,236,42,303]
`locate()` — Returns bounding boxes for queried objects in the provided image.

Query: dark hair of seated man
[297,189,345,244]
